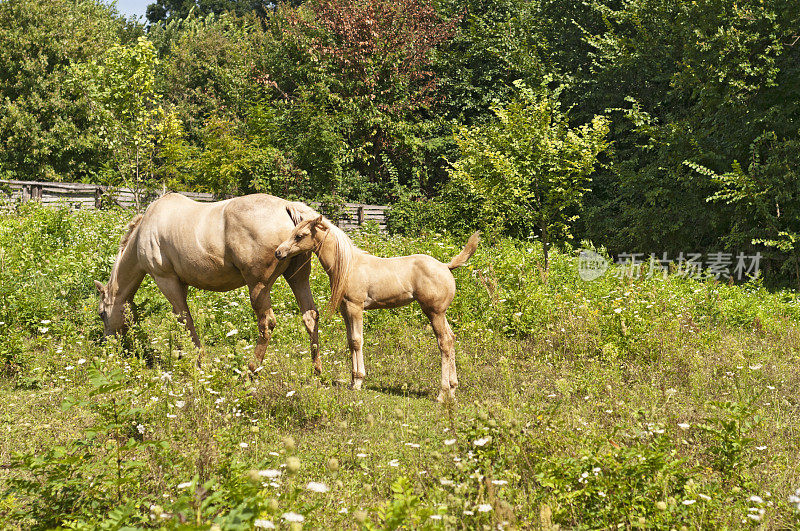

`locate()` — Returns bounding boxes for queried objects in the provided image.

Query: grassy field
[1,203,799,529]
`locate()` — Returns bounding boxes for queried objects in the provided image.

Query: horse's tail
[447,232,481,270]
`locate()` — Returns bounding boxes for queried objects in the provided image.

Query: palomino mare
[275,214,480,401]
[95,193,322,373]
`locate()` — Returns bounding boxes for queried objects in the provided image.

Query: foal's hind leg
[341,302,366,390]
[247,281,277,373]
[426,311,457,402]
[284,255,321,375]
[152,274,202,364]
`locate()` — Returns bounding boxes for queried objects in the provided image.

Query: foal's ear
[94,280,105,294]
[313,215,325,228]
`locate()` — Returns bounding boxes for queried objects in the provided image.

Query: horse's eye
[295,234,303,241]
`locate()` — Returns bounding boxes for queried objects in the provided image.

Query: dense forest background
[2,0,800,283]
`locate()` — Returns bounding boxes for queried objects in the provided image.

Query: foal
[275,214,479,401]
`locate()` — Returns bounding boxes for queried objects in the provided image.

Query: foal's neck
[314,230,344,278]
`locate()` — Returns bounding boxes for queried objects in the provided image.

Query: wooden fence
[0,179,389,231]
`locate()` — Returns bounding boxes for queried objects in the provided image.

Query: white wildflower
[226,329,238,337]
[259,469,282,478]
[388,459,399,467]
[682,499,696,505]
[473,437,490,447]
[678,423,691,430]
[177,481,192,489]
[477,504,492,512]
[444,439,456,446]
[286,390,296,397]
[749,495,763,504]
[254,520,275,529]
[281,512,304,522]
[175,400,186,408]
[306,481,330,493]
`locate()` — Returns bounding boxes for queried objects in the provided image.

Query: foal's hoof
[437,389,457,403]
[351,379,363,391]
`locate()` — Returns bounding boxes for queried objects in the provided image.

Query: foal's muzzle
[275,249,285,260]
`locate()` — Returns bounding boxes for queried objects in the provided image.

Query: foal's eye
[295,234,303,241]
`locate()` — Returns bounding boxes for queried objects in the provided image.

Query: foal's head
[275,215,326,261]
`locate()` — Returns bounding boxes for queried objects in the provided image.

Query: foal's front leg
[341,301,366,390]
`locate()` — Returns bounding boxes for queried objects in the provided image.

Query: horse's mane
[119,214,143,253]
[319,218,361,314]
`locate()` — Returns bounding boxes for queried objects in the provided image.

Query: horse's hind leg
[284,255,321,375]
[426,311,457,402]
[152,274,203,364]
[247,281,277,372]
[341,302,366,390]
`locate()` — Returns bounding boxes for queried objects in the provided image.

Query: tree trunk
[541,221,550,282]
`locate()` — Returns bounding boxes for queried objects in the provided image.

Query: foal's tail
[447,232,481,270]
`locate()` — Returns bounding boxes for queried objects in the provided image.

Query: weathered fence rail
[0,179,388,231]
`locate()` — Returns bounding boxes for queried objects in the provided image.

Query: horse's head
[275,215,325,261]
[94,280,129,337]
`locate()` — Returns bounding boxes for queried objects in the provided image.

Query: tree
[686,131,800,287]
[450,82,610,270]
[0,0,134,181]
[72,37,185,206]
[270,0,459,201]
[146,0,270,25]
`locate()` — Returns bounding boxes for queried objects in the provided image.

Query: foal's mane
[119,214,143,253]
[318,218,361,313]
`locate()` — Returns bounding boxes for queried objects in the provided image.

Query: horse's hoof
[351,379,363,390]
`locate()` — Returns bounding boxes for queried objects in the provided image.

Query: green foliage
[449,81,610,267]
[686,129,800,286]
[699,393,764,487]
[0,0,132,181]
[6,359,165,527]
[70,36,186,201]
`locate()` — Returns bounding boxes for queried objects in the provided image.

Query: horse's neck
[110,239,145,302]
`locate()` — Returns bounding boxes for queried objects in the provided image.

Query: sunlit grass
[0,204,799,528]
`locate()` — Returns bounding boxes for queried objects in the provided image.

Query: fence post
[94,186,103,209]
[32,184,42,201]
[21,184,30,203]
[357,206,365,226]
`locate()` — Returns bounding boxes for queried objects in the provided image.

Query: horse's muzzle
[275,250,285,260]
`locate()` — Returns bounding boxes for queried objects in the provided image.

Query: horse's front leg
[152,274,203,364]
[284,258,321,375]
[247,281,277,372]
[341,302,366,390]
